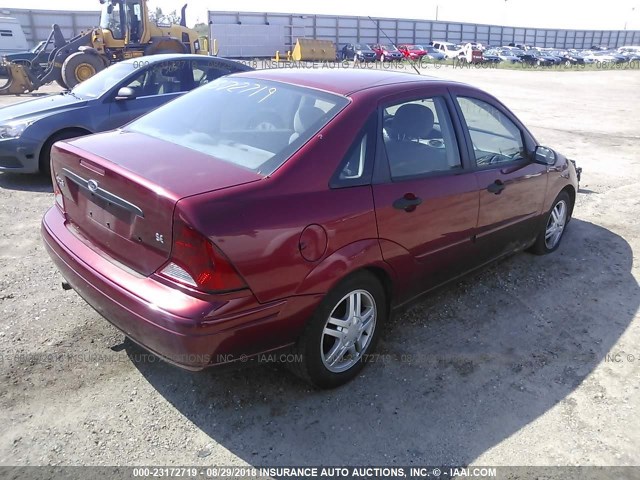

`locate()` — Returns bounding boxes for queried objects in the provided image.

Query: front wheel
[530,191,571,255]
[61,52,106,89]
[290,271,386,388]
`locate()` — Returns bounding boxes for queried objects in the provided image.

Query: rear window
[126,77,348,175]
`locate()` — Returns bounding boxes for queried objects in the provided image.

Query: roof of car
[119,53,236,64]
[229,68,446,96]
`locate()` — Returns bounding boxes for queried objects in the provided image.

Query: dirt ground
[0,65,639,469]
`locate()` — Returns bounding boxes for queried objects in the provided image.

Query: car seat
[384,103,448,176]
[289,103,325,144]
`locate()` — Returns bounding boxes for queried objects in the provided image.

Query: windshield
[31,41,46,53]
[407,45,423,50]
[382,45,399,52]
[126,77,349,175]
[100,0,142,40]
[72,62,137,98]
[355,44,372,51]
[100,1,124,38]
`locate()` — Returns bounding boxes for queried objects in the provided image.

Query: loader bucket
[0,63,36,95]
[292,38,336,61]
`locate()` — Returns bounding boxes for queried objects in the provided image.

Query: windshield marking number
[211,80,277,103]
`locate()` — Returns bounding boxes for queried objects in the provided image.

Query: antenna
[368,16,421,75]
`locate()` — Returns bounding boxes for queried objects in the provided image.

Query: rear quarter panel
[177,96,385,304]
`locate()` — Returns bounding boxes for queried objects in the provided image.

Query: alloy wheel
[321,289,377,373]
[545,200,567,249]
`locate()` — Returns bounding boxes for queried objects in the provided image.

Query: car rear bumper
[0,137,39,173]
[41,206,319,370]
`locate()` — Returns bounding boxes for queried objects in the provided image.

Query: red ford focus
[42,69,580,388]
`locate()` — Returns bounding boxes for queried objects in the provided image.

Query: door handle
[487,180,505,194]
[393,193,422,212]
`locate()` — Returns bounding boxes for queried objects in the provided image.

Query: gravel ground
[0,66,639,469]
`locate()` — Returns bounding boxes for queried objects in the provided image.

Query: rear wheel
[530,191,571,255]
[290,271,386,388]
[61,52,105,89]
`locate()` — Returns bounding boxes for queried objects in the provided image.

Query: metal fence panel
[0,8,99,47]
[211,23,286,58]
[209,10,640,58]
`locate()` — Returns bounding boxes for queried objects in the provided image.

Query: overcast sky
[1,0,639,30]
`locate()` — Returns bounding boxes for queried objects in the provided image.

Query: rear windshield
[126,77,349,175]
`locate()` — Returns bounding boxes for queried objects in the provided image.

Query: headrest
[294,106,325,134]
[392,103,434,140]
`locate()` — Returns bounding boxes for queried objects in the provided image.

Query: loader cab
[100,0,146,44]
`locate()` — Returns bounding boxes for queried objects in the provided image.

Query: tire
[39,129,90,176]
[61,52,106,89]
[55,77,68,90]
[289,271,387,389]
[530,191,572,255]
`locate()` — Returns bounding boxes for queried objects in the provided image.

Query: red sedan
[42,69,580,388]
[398,44,428,60]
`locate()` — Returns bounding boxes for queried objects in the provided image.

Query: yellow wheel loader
[0,0,207,94]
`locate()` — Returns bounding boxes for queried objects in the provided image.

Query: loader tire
[61,52,105,89]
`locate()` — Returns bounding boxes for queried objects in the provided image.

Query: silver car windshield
[72,62,137,98]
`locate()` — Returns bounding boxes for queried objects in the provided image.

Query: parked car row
[481,44,640,65]
[341,41,640,65]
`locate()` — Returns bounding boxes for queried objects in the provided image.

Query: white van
[0,17,28,56]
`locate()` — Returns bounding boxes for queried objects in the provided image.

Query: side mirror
[115,87,136,101]
[532,145,557,165]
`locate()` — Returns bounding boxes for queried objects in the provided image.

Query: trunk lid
[52,130,262,276]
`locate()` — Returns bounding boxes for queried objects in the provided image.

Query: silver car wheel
[545,199,567,249]
[321,289,377,373]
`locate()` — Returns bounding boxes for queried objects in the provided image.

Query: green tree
[149,7,181,26]
[193,22,208,36]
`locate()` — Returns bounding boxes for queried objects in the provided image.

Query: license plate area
[83,190,135,235]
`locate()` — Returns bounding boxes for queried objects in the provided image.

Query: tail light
[157,219,246,293]
[53,172,65,212]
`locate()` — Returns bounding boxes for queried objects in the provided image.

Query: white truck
[431,41,463,59]
[0,17,28,56]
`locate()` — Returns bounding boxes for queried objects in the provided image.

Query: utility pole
[435,5,439,21]
[503,0,509,26]
[624,7,636,31]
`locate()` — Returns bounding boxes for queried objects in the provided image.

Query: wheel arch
[362,265,394,318]
[560,184,576,218]
[38,127,93,173]
[294,239,397,304]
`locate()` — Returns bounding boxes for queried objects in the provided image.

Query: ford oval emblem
[87,179,99,193]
